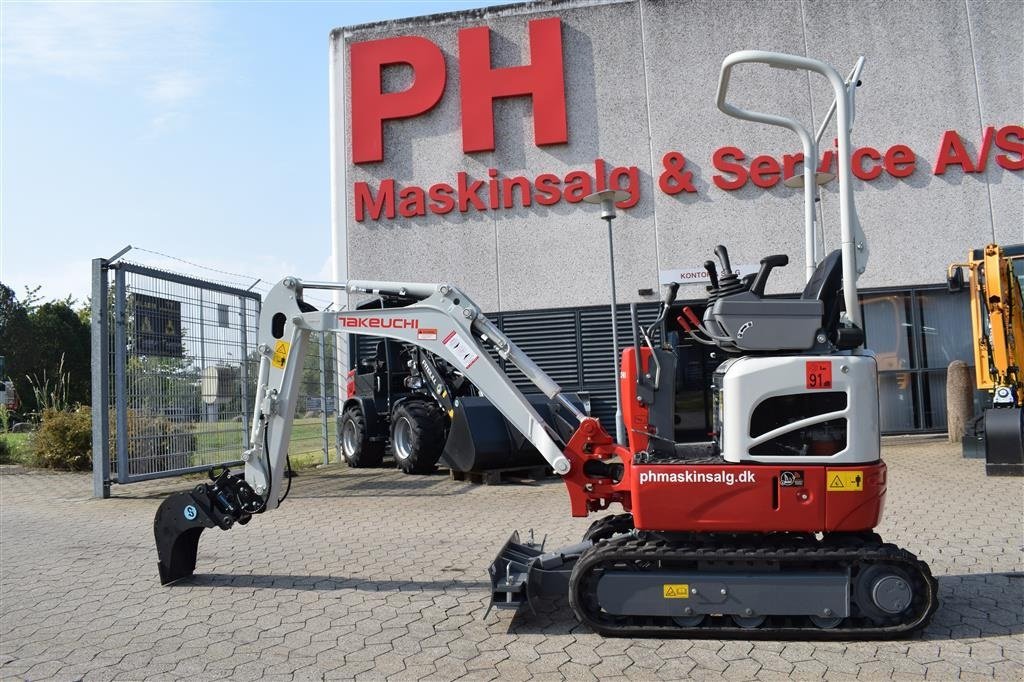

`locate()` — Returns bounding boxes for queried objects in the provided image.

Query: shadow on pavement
[182,573,489,592]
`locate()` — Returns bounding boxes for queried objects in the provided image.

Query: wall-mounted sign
[345,18,1023,223]
[659,265,759,286]
[133,294,183,358]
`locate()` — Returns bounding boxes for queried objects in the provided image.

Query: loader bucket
[443,393,588,472]
[154,489,219,585]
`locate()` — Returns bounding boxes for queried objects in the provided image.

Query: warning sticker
[806,360,832,389]
[271,340,290,369]
[663,584,689,599]
[418,328,438,341]
[779,470,804,487]
[442,330,479,369]
[827,470,863,492]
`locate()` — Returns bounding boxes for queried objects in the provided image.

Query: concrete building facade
[330,0,1023,434]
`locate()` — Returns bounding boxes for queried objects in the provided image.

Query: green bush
[0,437,11,464]
[32,407,92,470]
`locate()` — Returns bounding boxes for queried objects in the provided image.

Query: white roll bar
[716,50,868,328]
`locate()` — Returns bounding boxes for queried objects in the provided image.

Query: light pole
[583,189,630,445]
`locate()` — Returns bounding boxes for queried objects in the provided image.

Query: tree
[0,283,91,414]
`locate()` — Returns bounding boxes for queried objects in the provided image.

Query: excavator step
[448,464,552,485]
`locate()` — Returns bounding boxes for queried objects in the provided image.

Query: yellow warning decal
[663,584,689,599]
[826,470,864,492]
[271,340,290,369]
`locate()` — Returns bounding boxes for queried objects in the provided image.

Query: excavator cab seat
[709,249,859,352]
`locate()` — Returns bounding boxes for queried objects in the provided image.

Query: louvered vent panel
[499,309,580,391]
[580,304,661,431]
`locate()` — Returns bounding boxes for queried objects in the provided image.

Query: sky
[0,0,506,305]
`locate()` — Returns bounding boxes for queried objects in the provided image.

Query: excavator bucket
[154,489,219,584]
[154,479,244,584]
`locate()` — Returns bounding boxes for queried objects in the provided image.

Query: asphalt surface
[1,436,1022,680]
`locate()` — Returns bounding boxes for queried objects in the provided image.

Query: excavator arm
[246,277,578,507]
[154,276,620,584]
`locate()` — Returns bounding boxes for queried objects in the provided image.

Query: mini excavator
[154,51,938,639]
[949,244,1024,475]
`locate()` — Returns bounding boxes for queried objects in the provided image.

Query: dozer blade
[486,531,591,617]
[154,488,224,585]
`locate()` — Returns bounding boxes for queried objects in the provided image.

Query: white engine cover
[717,353,880,464]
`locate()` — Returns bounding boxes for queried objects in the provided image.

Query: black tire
[390,400,446,474]
[340,406,384,468]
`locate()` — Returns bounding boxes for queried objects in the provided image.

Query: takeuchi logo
[338,317,420,329]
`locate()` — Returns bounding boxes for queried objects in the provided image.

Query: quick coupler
[154,468,262,585]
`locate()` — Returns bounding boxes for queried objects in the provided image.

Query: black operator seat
[802,250,865,349]
[801,250,844,335]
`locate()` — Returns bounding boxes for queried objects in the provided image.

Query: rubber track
[569,533,938,640]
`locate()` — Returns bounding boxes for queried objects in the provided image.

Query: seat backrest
[801,250,844,335]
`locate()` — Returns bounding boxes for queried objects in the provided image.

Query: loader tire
[340,406,384,468]
[391,400,446,474]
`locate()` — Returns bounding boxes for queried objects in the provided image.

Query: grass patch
[191,417,333,471]
[0,433,33,464]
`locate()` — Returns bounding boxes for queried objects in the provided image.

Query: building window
[861,286,972,433]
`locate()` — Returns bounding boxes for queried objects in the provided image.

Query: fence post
[113,268,129,484]
[91,259,111,498]
[238,296,251,442]
[319,330,329,466]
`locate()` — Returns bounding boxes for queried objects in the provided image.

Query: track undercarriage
[490,515,938,640]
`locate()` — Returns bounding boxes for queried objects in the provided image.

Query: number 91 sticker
[805,361,832,389]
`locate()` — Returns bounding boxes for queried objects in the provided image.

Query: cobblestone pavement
[1,437,1022,681]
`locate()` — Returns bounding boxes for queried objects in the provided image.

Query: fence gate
[91,259,261,497]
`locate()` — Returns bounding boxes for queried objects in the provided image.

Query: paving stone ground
[1,436,1022,681]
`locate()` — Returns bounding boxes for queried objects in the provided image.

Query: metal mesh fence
[93,261,259,493]
[92,259,343,497]
[290,331,340,467]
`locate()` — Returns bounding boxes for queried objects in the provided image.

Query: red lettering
[782,152,804,181]
[609,166,640,208]
[457,172,485,212]
[350,37,446,164]
[534,173,562,205]
[458,18,567,153]
[817,150,835,174]
[712,147,747,190]
[338,317,419,329]
[428,183,455,214]
[852,147,883,181]
[594,158,607,192]
[996,124,1024,171]
[353,179,395,221]
[501,176,532,208]
[749,155,781,188]
[934,130,976,174]
[398,186,426,217]
[562,170,593,203]
[487,168,500,210]
[884,144,916,178]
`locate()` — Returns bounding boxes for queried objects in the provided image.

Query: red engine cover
[630,461,886,533]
